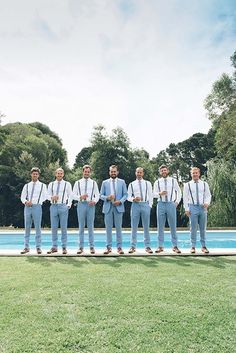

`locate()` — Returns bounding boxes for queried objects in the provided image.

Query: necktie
[164,178,168,202]
[196,181,200,205]
[56,181,61,196]
[30,182,36,202]
[112,179,116,200]
[85,178,88,195]
[138,180,143,201]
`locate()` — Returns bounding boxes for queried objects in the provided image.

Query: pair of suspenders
[188,181,206,205]
[77,180,95,201]
[51,181,67,204]
[131,181,148,202]
[26,183,44,204]
[157,178,175,202]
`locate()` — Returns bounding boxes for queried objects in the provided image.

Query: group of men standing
[20,164,211,255]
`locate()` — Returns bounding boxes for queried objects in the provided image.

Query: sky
[0,0,236,167]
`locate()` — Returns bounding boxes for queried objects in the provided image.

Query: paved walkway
[0,248,235,257]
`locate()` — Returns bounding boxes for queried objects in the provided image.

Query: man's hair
[191,167,200,173]
[83,164,92,171]
[55,167,64,173]
[159,164,168,171]
[109,164,118,171]
[30,167,40,174]
[136,167,144,172]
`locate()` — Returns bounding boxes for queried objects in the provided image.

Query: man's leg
[189,205,199,248]
[131,203,140,248]
[32,204,42,249]
[166,202,178,247]
[50,204,59,249]
[87,204,95,248]
[199,207,208,248]
[104,208,113,248]
[77,203,86,249]
[141,203,151,247]
[157,202,166,247]
[24,206,32,249]
[59,204,69,249]
[114,208,123,249]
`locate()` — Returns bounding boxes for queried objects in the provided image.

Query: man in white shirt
[127,167,153,254]
[20,167,47,254]
[183,167,211,254]
[47,168,72,255]
[72,165,99,254]
[153,165,182,254]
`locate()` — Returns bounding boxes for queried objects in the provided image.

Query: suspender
[78,181,81,196]
[188,182,194,204]
[26,182,43,203]
[78,180,95,201]
[62,182,67,204]
[90,181,95,201]
[37,183,44,204]
[132,181,148,202]
[188,181,206,205]
[158,178,174,202]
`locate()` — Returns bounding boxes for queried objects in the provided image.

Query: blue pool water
[0,231,235,250]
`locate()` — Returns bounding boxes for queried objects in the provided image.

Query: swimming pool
[0,231,235,250]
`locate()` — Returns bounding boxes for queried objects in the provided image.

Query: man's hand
[133,197,141,202]
[107,194,115,201]
[113,200,121,206]
[51,195,59,203]
[88,201,96,206]
[25,201,32,207]
[159,191,167,196]
[203,203,209,209]
[185,211,190,217]
[80,194,88,201]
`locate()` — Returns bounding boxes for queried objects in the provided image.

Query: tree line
[0,51,236,228]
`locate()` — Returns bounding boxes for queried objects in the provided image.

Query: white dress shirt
[48,179,72,206]
[153,176,181,204]
[183,179,211,211]
[127,179,153,207]
[21,180,47,205]
[72,178,99,203]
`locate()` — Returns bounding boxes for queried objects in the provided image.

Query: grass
[0,256,235,353]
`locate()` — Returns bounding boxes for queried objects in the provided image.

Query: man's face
[191,169,200,181]
[160,168,168,178]
[55,170,64,181]
[31,172,39,182]
[136,169,144,179]
[83,168,91,179]
[109,168,118,179]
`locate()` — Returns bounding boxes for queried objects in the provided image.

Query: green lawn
[0,256,235,353]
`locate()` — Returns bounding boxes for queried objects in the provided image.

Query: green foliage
[0,122,69,226]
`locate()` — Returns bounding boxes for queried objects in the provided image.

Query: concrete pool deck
[0,248,235,257]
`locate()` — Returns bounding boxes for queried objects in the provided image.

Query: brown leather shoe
[145,247,153,254]
[172,246,181,254]
[20,248,30,254]
[104,247,112,255]
[155,247,164,253]
[128,246,136,254]
[62,248,67,255]
[47,247,58,254]
[201,246,209,254]
[77,247,83,254]
[36,248,42,254]
[190,247,196,254]
[90,247,95,254]
[117,247,124,255]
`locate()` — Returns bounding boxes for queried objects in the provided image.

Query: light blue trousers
[131,202,151,248]
[189,204,207,247]
[77,202,95,248]
[157,201,178,247]
[104,206,123,248]
[50,204,69,248]
[24,204,42,249]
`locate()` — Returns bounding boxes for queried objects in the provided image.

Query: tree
[0,122,68,227]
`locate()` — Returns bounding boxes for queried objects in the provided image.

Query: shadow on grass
[26,255,236,270]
